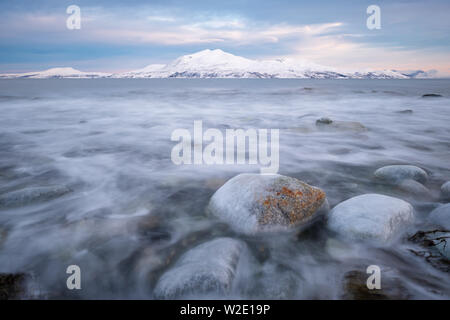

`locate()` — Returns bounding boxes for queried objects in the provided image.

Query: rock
[316,118,367,132]
[253,264,299,299]
[207,173,328,235]
[154,237,246,299]
[0,273,28,300]
[342,269,410,299]
[395,109,413,114]
[316,117,333,125]
[409,230,450,269]
[327,194,414,242]
[0,186,71,208]
[325,238,355,260]
[428,204,450,230]
[422,94,442,98]
[374,165,428,184]
[0,228,7,248]
[441,181,450,200]
[435,234,450,260]
[397,179,432,198]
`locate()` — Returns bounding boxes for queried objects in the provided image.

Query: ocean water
[0,79,449,299]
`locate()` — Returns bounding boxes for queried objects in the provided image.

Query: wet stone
[208,173,329,235]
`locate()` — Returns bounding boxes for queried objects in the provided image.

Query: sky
[1,0,449,76]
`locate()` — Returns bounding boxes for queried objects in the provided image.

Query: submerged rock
[0,227,7,248]
[0,185,71,208]
[422,93,442,98]
[342,269,410,299]
[395,109,413,114]
[327,194,414,242]
[316,117,333,125]
[441,181,450,200]
[325,238,355,260]
[409,230,450,270]
[434,234,450,260]
[0,273,28,300]
[253,264,300,299]
[315,118,367,132]
[207,173,328,235]
[428,204,450,230]
[153,237,246,299]
[374,165,428,184]
[397,179,432,198]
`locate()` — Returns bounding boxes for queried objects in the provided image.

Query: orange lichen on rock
[258,185,326,227]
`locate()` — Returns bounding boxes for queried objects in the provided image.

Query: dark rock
[395,109,413,114]
[342,269,410,299]
[316,117,333,125]
[0,273,27,300]
[409,230,450,271]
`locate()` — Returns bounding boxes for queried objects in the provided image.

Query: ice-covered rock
[0,186,71,208]
[374,165,428,184]
[428,204,450,230]
[327,194,414,242]
[153,237,246,299]
[207,173,328,235]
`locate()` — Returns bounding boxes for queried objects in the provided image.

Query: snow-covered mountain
[0,50,411,79]
[0,67,110,79]
[112,49,409,79]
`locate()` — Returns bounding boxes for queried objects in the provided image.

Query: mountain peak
[40,67,83,75]
[175,48,244,61]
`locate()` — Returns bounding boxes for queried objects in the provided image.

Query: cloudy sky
[1,0,449,75]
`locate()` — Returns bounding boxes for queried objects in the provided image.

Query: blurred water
[0,79,449,299]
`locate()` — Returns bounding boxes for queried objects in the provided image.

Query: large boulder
[441,181,450,200]
[374,165,428,184]
[327,194,414,242]
[153,237,246,299]
[207,173,328,235]
[428,204,450,230]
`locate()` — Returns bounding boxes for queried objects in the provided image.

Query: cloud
[147,15,176,23]
[84,19,344,46]
[0,4,449,75]
[0,8,343,46]
[282,33,450,76]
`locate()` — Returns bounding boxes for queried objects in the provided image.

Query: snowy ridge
[1,49,412,79]
[0,67,110,79]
